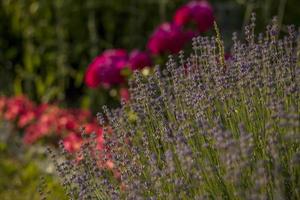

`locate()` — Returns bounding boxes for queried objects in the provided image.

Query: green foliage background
[1,0,299,109]
[0,122,67,200]
[0,0,187,108]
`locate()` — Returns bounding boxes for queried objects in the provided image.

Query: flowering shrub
[85,49,151,88]
[84,0,214,89]
[0,95,104,153]
[173,0,214,33]
[147,0,214,55]
[50,16,300,199]
[85,49,128,88]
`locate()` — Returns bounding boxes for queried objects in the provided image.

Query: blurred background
[1,0,300,110]
[0,0,299,199]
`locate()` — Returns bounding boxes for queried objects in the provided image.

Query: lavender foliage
[49,16,300,200]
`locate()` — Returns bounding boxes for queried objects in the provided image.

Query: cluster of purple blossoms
[50,15,299,200]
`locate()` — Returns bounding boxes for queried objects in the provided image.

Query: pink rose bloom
[147,23,194,55]
[128,50,152,70]
[174,0,214,33]
[85,49,128,88]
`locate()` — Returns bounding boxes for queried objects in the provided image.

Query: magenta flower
[85,63,102,88]
[173,0,214,33]
[85,49,128,88]
[147,23,194,55]
[128,50,152,70]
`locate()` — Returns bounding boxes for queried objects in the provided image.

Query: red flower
[83,123,104,150]
[0,94,109,159]
[147,23,194,55]
[85,63,102,88]
[63,133,83,153]
[61,123,104,153]
[96,133,104,151]
[68,109,92,122]
[23,105,59,144]
[119,87,130,102]
[85,49,128,88]
[18,110,35,128]
[57,114,77,132]
[84,123,102,135]
[128,50,152,70]
[174,0,214,33]
[4,96,34,121]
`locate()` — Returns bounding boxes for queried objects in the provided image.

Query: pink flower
[60,123,105,154]
[128,50,152,70]
[63,133,83,153]
[57,114,78,132]
[85,63,102,88]
[83,123,104,150]
[4,96,34,121]
[23,112,55,144]
[68,109,92,122]
[18,110,35,128]
[119,87,130,102]
[85,49,128,88]
[84,123,102,135]
[174,0,214,33]
[23,105,60,144]
[23,123,51,144]
[147,23,194,55]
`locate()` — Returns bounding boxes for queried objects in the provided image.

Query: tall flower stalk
[50,16,300,199]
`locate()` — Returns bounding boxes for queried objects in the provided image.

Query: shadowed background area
[1,0,299,110]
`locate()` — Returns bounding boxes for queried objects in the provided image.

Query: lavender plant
[48,15,300,200]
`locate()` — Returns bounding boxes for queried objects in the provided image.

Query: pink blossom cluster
[173,0,214,33]
[85,1,214,89]
[0,95,106,153]
[147,23,196,55]
[147,0,214,55]
[85,49,152,88]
